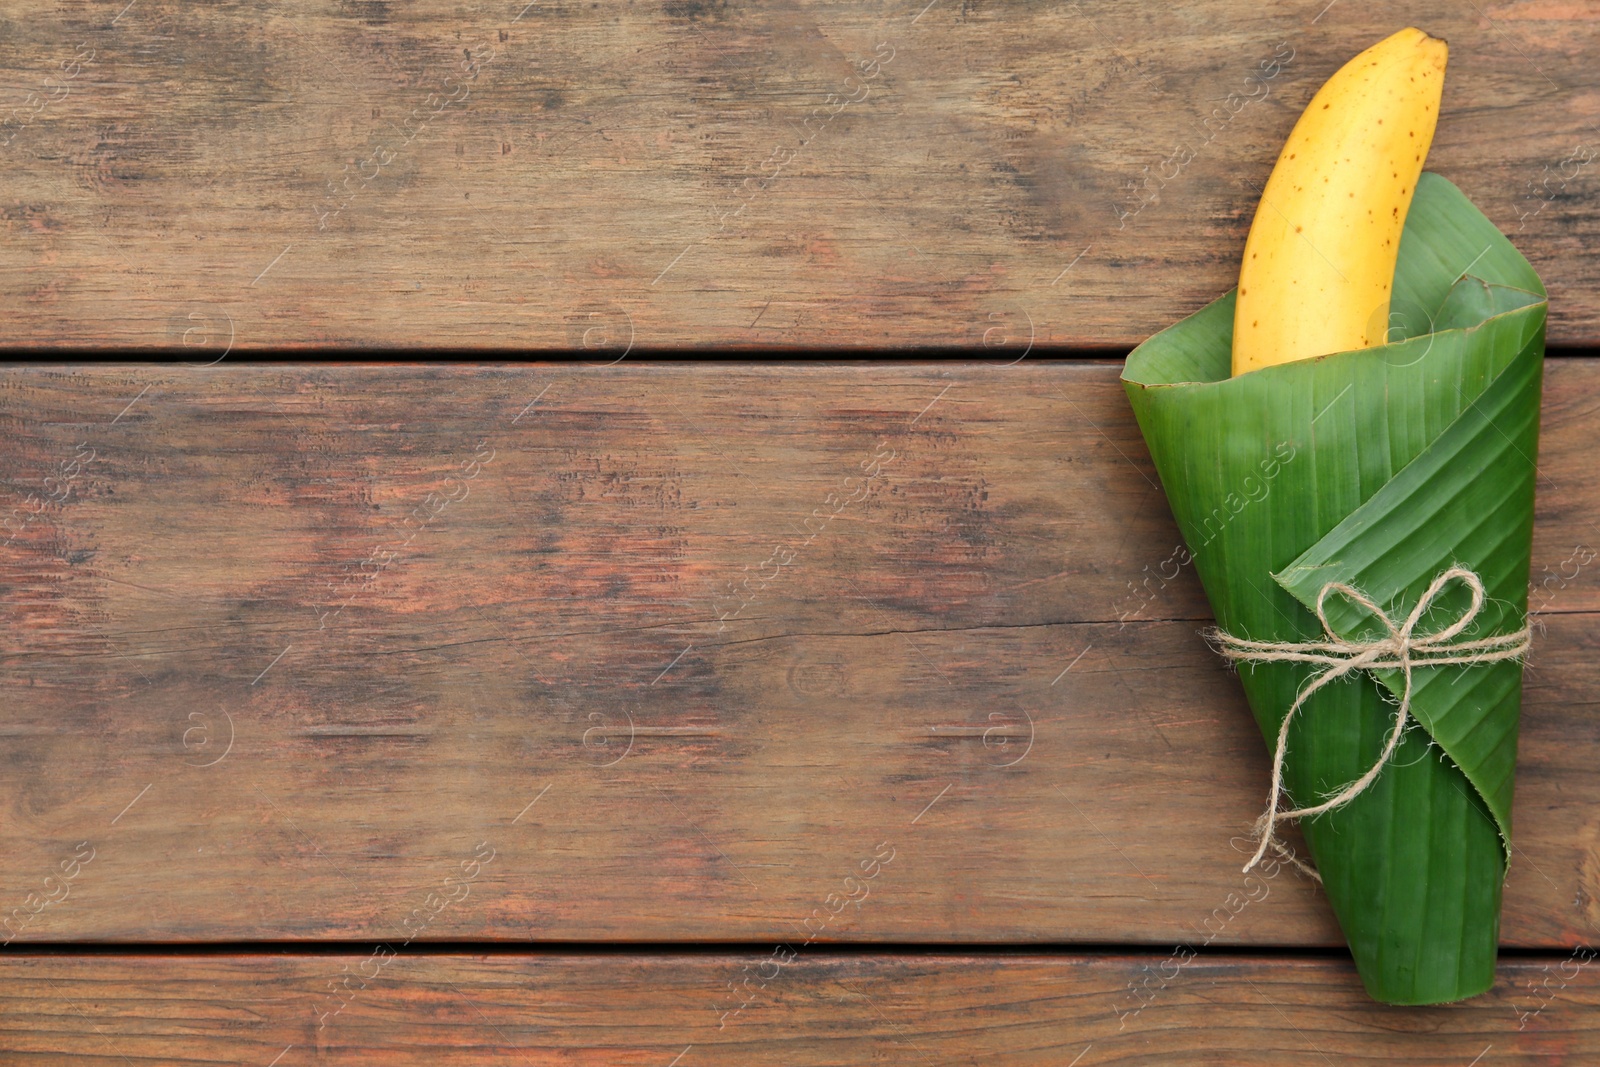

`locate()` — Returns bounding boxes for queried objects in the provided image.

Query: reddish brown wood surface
[4,951,1598,1064]
[3,363,1597,949]
[0,1,1597,348]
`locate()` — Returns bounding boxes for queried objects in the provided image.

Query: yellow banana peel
[1233,27,1448,376]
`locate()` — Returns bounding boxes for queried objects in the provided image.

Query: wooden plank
[0,1,1597,348]
[1,363,1596,947]
[3,951,1598,1063]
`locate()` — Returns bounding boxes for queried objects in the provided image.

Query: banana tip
[1412,26,1448,49]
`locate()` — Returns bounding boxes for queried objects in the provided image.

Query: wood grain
[3,951,1597,1064]
[3,363,1597,948]
[0,1,1596,348]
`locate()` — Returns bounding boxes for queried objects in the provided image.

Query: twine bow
[1212,566,1531,880]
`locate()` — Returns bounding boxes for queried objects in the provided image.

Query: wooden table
[4,2,1600,1063]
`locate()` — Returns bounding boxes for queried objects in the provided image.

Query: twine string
[1212,566,1530,880]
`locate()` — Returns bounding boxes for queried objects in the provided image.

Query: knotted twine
[1212,566,1531,880]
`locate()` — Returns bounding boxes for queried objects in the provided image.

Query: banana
[1232,27,1447,376]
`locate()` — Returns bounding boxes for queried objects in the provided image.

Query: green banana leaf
[1122,173,1546,1005]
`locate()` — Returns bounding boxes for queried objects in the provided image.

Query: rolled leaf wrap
[1122,172,1546,1005]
